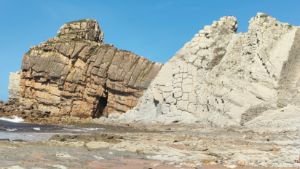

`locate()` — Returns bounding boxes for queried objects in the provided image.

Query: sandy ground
[0,122,299,169]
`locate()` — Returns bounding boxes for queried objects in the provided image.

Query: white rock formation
[8,71,20,102]
[120,13,300,128]
[245,105,300,132]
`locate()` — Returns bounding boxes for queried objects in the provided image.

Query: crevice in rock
[240,104,270,125]
[153,99,159,107]
[92,94,108,118]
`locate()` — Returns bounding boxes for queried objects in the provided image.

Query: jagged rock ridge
[121,13,300,129]
[18,19,162,118]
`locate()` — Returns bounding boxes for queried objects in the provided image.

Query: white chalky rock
[120,13,300,128]
[8,71,20,102]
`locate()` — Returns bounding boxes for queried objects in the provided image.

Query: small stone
[237,160,247,166]
[56,152,73,159]
[224,164,237,169]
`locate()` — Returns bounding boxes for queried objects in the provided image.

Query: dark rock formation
[18,19,162,118]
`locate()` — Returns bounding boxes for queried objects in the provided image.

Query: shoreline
[0,117,299,169]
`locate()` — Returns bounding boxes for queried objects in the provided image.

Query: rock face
[121,13,300,127]
[19,19,162,118]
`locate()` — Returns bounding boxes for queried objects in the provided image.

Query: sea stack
[15,19,162,118]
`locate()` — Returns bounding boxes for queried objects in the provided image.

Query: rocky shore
[0,101,299,168]
[0,122,299,169]
[1,13,300,169]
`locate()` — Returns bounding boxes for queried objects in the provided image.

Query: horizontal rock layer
[18,19,162,118]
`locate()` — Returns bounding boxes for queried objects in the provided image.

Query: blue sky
[1,0,300,101]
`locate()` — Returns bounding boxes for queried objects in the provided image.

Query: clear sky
[1,0,300,101]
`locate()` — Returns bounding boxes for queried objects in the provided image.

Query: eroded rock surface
[18,19,162,118]
[121,13,300,128]
[0,123,299,168]
[8,72,21,102]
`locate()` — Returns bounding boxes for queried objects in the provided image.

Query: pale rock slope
[120,13,300,129]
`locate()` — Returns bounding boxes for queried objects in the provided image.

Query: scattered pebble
[93,155,104,160]
[56,152,73,159]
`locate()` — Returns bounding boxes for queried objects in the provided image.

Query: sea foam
[0,116,24,123]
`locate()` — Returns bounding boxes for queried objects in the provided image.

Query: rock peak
[248,12,292,32]
[197,16,237,37]
[57,19,104,42]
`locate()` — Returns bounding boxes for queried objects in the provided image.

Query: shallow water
[0,119,62,132]
[0,120,104,141]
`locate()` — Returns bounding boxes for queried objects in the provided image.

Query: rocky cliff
[18,19,162,118]
[120,13,300,129]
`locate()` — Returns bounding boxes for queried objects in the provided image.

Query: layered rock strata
[121,13,300,128]
[18,19,162,118]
